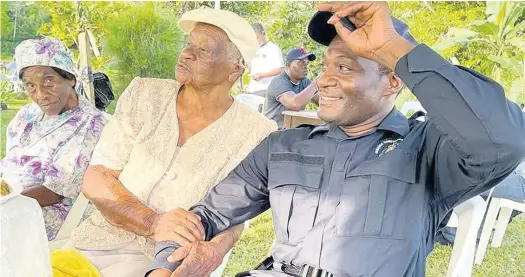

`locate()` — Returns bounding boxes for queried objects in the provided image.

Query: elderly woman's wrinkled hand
[151,208,206,246]
[168,241,224,277]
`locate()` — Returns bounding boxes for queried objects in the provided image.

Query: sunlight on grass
[1,109,18,158]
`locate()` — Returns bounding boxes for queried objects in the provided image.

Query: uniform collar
[377,108,410,137]
[308,108,409,139]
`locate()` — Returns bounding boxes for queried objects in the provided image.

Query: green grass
[1,109,18,158]
[1,105,524,276]
[1,98,30,157]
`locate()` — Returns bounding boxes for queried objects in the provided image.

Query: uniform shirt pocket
[268,152,324,244]
[336,150,418,239]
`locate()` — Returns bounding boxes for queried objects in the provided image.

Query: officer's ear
[382,71,404,97]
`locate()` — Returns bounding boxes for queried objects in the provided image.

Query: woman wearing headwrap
[0,38,107,241]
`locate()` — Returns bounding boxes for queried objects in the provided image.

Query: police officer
[146,2,525,277]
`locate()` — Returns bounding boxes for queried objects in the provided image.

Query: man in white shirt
[247,23,284,97]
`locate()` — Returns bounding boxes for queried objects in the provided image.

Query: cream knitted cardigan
[69,77,277,259]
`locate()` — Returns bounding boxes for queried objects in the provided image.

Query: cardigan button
[163,171,178,180]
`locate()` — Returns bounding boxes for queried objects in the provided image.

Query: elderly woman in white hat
[65,8,277,277]
[0,38,106,241]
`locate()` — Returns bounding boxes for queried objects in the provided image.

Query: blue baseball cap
[307,11,418,46]
[286,48,316,63]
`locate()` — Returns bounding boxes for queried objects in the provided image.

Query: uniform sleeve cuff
[144,241,181,276]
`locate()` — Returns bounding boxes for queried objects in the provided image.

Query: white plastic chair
[474,197,525,264]
[49,192,90,251]
[400,101,426,118]
[102,112,112,120]
[235,94,265,113]
[445,195,487,277]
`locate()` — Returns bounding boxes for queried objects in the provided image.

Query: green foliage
[1,2,14,42]
[36,1,79,47]
[102,2,185,99]
[1,2,50,60]
[434,1,525,102]
[36,1,125,49]
[389,1,486,103]
[5,1,522,107]
[0,81,23,103]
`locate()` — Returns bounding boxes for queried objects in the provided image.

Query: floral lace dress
[0,95,106,240]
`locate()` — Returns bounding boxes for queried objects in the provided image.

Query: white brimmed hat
[178,8,259,64]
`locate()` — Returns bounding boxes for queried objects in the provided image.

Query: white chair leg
[461,236,477,277]
[475,198,501,265]
[446,196,486,277]
[491,206,512,247]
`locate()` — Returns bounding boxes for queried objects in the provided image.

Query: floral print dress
[0,95,106,240]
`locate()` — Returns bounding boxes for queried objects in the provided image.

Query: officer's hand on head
[317,1,413,69]
[150,208,205,246]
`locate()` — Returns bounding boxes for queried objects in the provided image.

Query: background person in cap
[246,23,284,98]
[147,2,525,277]
[263,48,319,128]
[0,37,107,241]
[64,8,276,277]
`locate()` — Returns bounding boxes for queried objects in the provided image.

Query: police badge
[375,138,403,156]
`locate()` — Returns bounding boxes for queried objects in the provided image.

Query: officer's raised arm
[321,1,525,209]
[397,44,525,208]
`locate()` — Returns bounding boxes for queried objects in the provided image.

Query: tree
[102,2,185,100]
[433,1,525,102]
[386,1,487,106]
[36,1,126,48]
[4,1,509,109]
[1,2,50,60]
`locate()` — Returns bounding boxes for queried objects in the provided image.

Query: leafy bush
[102,2,185,100]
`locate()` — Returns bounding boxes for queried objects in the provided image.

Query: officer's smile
[319,91,343,106]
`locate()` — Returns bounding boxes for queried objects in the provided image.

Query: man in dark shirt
[263,48,319,128]
[147,2,525,277]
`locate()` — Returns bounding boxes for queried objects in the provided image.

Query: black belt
[274,261,336,277]
[236,257,336,277]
